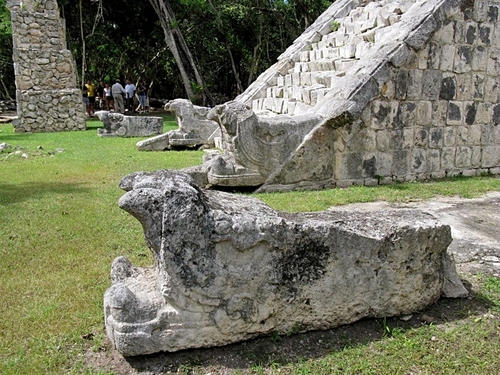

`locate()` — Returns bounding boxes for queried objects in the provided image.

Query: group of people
[82,79,151,116]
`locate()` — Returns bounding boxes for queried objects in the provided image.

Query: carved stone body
[197,101,324,187]
[137,99,220,150]
[96,111,163,137]
[165,99,220,147]
[104,170,467,356]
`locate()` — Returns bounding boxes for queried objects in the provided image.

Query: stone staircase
[189,0,500,192]
[247,0,415,116]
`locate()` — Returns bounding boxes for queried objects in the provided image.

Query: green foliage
[288,317,500,374]
[288,321,302,336]
[54,0,331,100]
[478,275,500,314]
[380,316,405,338]
[169,18,180,29]
[331,20,340,32]
[0,0,14,99]
[270,331,283,342]
[2,0,332,101]
[0,0,11,34]
[484,276,500,294]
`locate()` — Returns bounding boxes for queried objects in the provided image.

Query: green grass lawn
[0,116,499,374]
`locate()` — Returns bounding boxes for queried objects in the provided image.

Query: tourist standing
[82,85,90,116]
[137,80,148,114]
[85,79,96,116]
[96,81,105,110]
[112,79,126,114]
[104,83,113,111]
[125,80,136,113]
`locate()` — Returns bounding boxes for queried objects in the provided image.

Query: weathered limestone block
[96,111,162,138]
[136,99,219,151]
[195,101,324,187]
[183,0,500,191]
[170,99,220,147]
[136,133,171,151]
[104,170,467,356]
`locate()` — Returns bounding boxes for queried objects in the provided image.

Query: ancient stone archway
[7,0,86,132]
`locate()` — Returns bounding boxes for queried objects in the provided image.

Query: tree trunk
[79,0,85,86]
[206,0,244,95]
[0,74,13,100]
[148,0,214,106]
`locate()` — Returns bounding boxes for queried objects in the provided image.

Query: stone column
[7,0,86,132]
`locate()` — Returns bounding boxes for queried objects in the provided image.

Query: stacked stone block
[249,0,415,116]
[235,0,500,191]
[7,0,86,132]
[333,0,500,185]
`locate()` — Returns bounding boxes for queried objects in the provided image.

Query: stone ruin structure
[137,99,220,151]
[7,0,86,132]
[95,111,163,138]
[103,0,499,356]
[177,0,500,192]
[104,170,467,356]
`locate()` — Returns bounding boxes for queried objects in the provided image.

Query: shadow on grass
[84,122,103,131]
[111,279,496,374]
[0,181,92,206]
[385,182,410,191]
[0,133,38,142]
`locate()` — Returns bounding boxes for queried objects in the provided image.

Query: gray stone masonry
[7,0,86,132]
[186,0,500,192]
[96,111,163,138]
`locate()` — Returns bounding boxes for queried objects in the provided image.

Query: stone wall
[194,0,500,192]
[7,0,86,132]
[334,0,500,186]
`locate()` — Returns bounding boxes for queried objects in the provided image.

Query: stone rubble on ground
[0,142,65,159]
[95,111,163,138]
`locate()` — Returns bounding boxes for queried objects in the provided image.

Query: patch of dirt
[81,192,500,375]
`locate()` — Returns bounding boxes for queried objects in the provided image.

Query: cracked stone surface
[329,192,500,278]
[104,170,467,356]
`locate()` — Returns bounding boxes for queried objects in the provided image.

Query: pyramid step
[252,97,316,116]
[248,0,418,115]
[312,71,345,87]
[286,100,313,116]
[275,70,346,95]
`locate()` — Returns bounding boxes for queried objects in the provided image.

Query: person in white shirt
[103,83,113,111]
[125,80,136,113]
[111,79,126,114]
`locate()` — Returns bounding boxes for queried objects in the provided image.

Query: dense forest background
[0,0,332,105]
[0,0,13,100]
